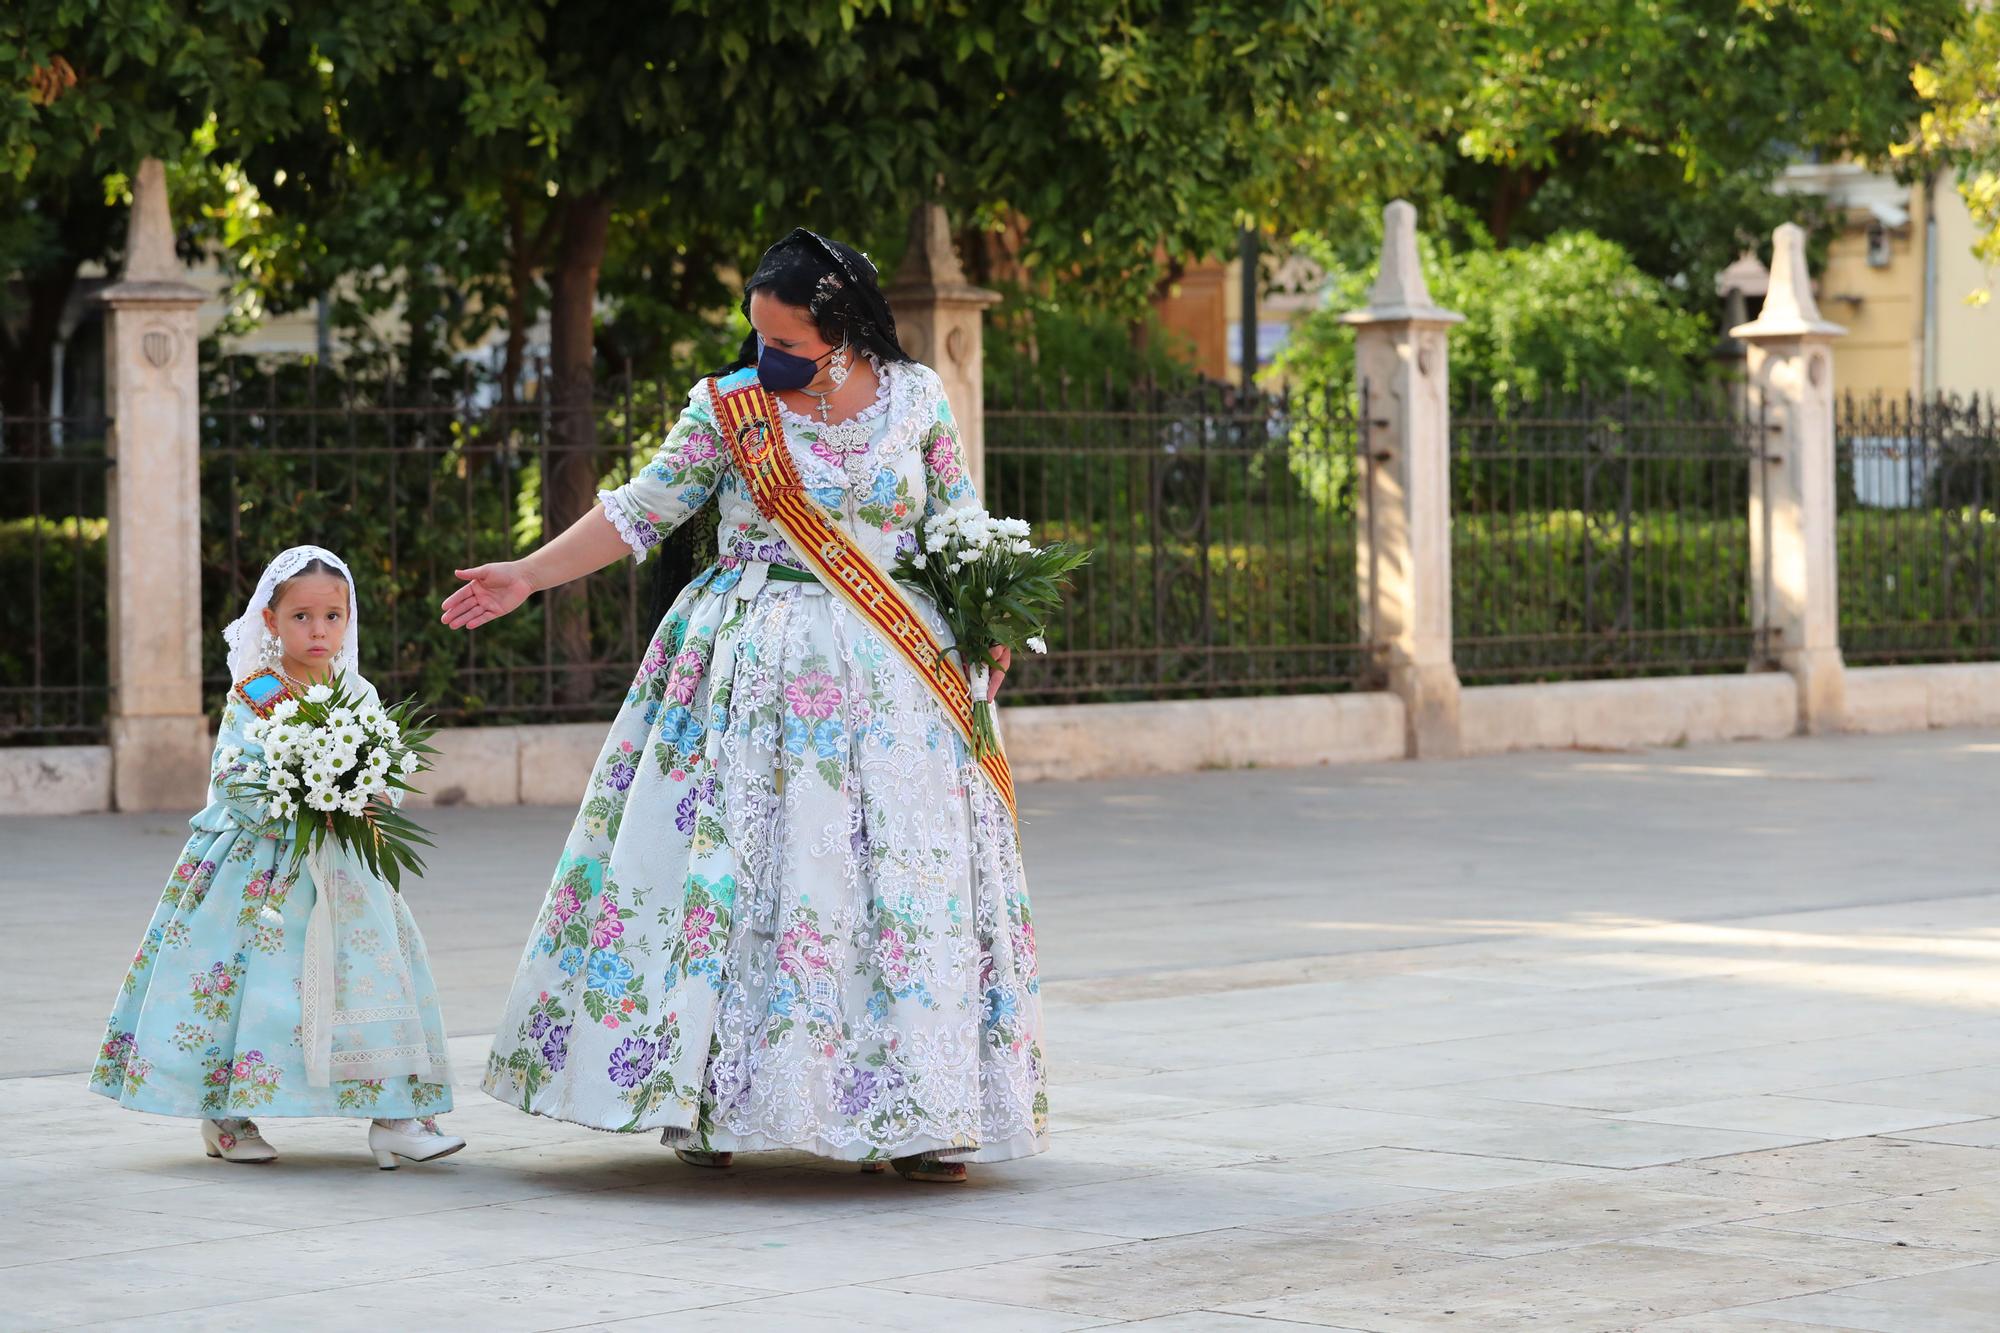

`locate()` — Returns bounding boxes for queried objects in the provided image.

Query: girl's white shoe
[367,1116,466,1169]
[202,1117,277,1164]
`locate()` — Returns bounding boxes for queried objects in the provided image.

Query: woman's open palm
[440,562,533,630]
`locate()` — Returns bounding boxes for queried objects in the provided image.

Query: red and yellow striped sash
[709,378,1018,822]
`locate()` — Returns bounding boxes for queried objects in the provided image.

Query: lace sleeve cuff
[597,491,655,564]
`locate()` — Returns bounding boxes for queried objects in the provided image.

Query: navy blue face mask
[755,335,832,393]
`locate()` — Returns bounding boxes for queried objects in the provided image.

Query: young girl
[90,545,465,1169]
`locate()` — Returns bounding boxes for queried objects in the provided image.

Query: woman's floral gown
[90,675,454,1119]
[482,361,1048,1163]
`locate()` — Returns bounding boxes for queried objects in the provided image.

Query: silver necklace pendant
[806,388,834,421]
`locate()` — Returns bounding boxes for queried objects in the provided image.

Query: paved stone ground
[5,728,2000,1331]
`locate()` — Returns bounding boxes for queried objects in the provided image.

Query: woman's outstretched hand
[441,562,534,630]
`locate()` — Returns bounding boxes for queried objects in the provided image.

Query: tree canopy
[1902,5,2000,302]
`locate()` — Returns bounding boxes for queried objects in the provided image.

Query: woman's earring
[827,341,852,389]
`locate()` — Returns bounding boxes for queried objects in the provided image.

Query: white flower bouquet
[893,507,1091,759]
[223,673,439,891]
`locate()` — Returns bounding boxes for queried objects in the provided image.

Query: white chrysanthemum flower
[331,724,365,751]
[340,790,370,818]
[270,699,301,722]
[326,707,355,729]
[304,682,334,704]
[271,794,299,821]
[241,719,267,744]
[399,752,421,776]
[306,785,341,812]
[1026,636,1048,654]
[911,553,927,568]
[326,748,357,776]
[365,747,393,774]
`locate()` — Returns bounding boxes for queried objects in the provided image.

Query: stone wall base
[0,746,114,816]
[1843,663,2000,733]
[1460,674,1800,756]
[1002,692,1408,783]
[7,665,1998,815]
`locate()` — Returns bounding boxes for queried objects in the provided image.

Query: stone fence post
[1341,201,1465,758]
[1732,223,1848,733]
[100,158,210,810]
[885,203,1001,493]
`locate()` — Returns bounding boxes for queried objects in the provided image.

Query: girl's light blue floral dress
[482,361,1048,1163]
[90,673,454,1118]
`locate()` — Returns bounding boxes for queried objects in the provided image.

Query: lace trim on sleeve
[598,491,652,564]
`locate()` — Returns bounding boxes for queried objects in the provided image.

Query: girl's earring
[827,341,852,389]
[261,632,283,668]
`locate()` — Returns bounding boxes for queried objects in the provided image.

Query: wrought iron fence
[200,357,713,724]
[1837,393,2000,663]
[0,414,113,743]
[983,376,1369,703]
[1450,388,1773,682]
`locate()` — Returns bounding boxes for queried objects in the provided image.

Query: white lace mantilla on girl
[481,360,1048,1162]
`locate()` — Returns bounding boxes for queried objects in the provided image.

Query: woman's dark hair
[271,558,347,608]
[718,228,911,375]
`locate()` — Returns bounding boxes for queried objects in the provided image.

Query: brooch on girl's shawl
[232,669,292,718]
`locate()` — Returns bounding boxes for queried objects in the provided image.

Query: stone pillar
[1733,222,1848,734]
[1341,201,1466,758]
[885,203,1001,493]
[99,158,210,810]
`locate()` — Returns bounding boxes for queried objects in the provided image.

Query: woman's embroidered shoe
[673,1147,735,1169]
[202,1117,277,1164]
[891,1153,967,1183]
[368,1116,466,1169]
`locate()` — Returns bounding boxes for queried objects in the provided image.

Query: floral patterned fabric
[483,361,1048,1162]
[90,676,453,1119]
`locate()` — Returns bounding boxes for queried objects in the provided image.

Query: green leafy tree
[1278,225,1710,403]
[221,1,1461,699]
[1435,0,1970,314]
[1902,6,2000,302]
[0,1,442,423]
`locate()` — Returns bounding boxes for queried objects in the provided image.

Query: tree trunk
[0,264,80,448]
[402,269,442,403]
[1,177,116,448]
[544,191,614,710]
[1487,165,1548,248]
[487,187,539,467]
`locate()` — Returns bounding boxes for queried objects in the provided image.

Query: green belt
[765,563,817,583]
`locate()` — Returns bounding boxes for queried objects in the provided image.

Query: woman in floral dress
[443,230,1046,1182]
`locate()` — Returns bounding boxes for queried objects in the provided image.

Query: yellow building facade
[1779,161,1999,400]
